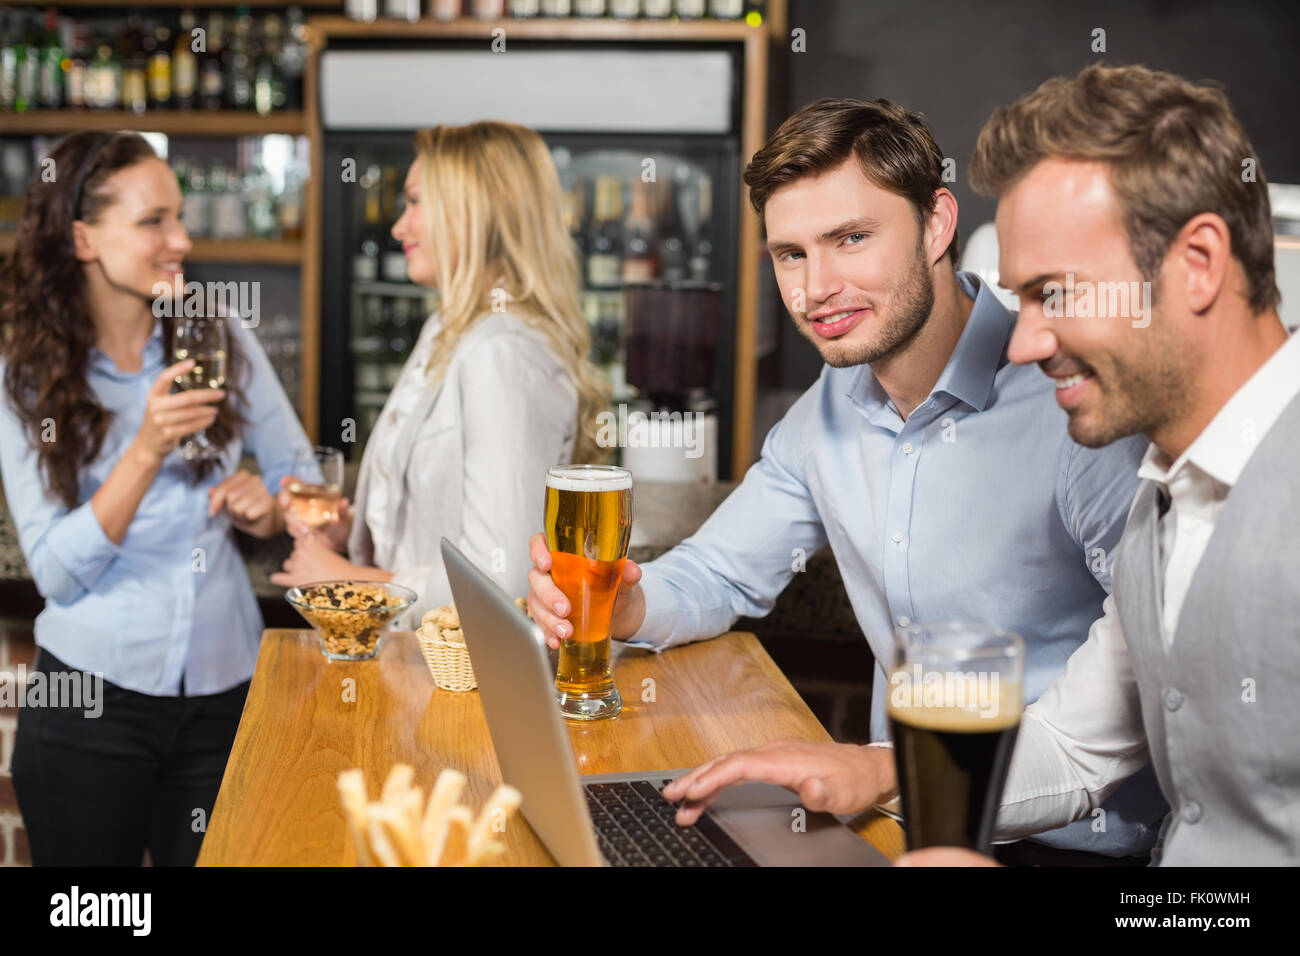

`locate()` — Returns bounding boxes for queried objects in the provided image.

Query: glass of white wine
[287,447,345,533]
[172,316,230,462]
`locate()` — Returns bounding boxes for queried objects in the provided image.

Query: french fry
[380,764,416,805]
[337,769,374,867]
[431,805,475,867]
[467,784,522,865]
[420,768,467,853]
[370,803,427,867]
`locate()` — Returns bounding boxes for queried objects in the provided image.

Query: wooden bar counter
[197,628,903,866]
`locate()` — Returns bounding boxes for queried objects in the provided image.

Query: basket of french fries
[337,764,521,866]
[415,604,477,691]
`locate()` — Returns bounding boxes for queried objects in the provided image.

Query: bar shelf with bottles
[0,6,310,119]
[349,0,761,23]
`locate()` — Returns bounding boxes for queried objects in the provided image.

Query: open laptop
[441,538,888,867]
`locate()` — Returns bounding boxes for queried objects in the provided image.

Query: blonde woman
[272,122,607,625]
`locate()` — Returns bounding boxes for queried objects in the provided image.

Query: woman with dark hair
[0,131,313,865]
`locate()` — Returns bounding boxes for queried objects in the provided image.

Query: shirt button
[1163,687,1183,711]
[902,442,915,454]
[1181,801,1202,824]
[897,615,911,628]
[891,531,904,543]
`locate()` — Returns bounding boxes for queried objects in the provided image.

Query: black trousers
[11,648,249,867]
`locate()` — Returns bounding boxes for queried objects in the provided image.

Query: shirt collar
[846,270,1014,417]
[1137,329,1300,491]
[90,318,166,381]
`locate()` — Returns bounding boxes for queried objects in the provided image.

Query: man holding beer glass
[529,97,1168,863]
[901,63,1300,866]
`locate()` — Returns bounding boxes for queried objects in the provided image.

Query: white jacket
[348,311,578,627]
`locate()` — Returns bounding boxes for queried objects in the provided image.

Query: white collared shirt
[996,328,1300,843]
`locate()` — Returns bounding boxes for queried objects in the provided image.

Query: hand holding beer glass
[887,622,1024,854]
[543,465,633,720]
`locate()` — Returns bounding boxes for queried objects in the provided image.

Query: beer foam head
[546,466,633,493]
[886,668,1023,730]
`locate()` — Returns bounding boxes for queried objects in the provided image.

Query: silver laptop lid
[441,537,604,867]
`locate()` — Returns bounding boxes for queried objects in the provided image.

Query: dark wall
[770,0,1300,389]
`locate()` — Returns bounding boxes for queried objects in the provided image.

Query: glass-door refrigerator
[318,41,742,479]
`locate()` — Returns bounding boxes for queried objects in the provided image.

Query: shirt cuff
[41,500,121,597]
[865,741,894,749]
[621,568,678,652]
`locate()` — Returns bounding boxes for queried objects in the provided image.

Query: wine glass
[286,446,345,533]
[172,316,230,462]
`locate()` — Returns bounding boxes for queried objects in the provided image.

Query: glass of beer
[887,622,1025,854]
[544,465,633,720]
[287,446,345,532]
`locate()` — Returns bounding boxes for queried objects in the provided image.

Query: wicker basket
[417,629,477,692]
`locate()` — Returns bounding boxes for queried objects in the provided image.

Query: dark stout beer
[888,682,1022,852]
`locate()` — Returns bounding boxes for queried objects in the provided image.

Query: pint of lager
[544,465,633,720]
[887,623,1024,853]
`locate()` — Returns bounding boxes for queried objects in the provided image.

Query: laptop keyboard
[584,780,759,867]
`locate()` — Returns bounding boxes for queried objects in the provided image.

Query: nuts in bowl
[285,580,418,661]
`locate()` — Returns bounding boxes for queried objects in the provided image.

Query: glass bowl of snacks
[285,580,418,661]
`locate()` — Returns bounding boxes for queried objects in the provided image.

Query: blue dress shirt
[630,272,1169,856]
[0,318,313,697]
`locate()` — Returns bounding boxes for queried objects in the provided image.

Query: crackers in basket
[338,764,522,866]
[416,599,531,647]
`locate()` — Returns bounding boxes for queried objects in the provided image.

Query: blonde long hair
[413,122,608,462]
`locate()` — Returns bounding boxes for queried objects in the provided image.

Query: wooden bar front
[197,629,903,866]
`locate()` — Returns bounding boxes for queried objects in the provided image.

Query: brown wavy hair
[969,63,1279,314]
[0,130,246,509]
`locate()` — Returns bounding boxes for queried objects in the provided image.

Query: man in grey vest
[906,63,1297,866]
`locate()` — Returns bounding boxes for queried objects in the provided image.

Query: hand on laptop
[661,740,898,827]
[526,532,646,650]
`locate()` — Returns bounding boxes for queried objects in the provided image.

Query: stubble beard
[800,241,936,369]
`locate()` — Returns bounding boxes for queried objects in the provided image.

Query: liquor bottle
[380,166,408,282]
[281,7,307,109]
[119,16,147,116]
[689,173,713,282]
[278,162,304,241]
[199,12,227,110]
[386,0,422,21]
[64,20,89,109]
[564,177,588,267]
[0,14,17,112]
[508,0,541,16]
[574,0,606,15]
[14,14,39,113]
[473,0,506,17]
[210,164,248,239]
[709,0,742,17]
[37,8,63,110]
[253,17,286,116]
[353,167,383,282]
[182,163,211,238]
[622,178,657,284]
[586,177,624,289]
[173,11,198,110]
[675,0,706,18]
[431,0,463,21]
[657,178,688,284]
[147,21,173,110]
[643,0,672,17]
[539,0,571,13]
[610,0,640,17]
[226,7,253,110]
[245,156,277,238]
[84,39,120,110]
